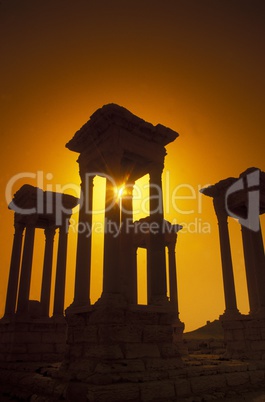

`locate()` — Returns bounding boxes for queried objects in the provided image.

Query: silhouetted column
[214,200,239,317]
[149,166,167,304]
[249,222,265,312]
[120,183,137,303]
[4,221,25,317]
[73,175,94,307]
[168,241,179,313]
[53,218,69,316]
[40,227,56,317]
[17,224,36,314]
[103,178,121,295]
[241,225,259,314]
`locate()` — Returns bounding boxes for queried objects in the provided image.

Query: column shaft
[40,227,56,317]
[120,185,137,303]
[241,225,259,314]
[4,222,24,317]
[16,225,35,314]
[250,223,265,310]
[103,178,121,294]
[149,167,167,304]
[53,219,69,316]
[73,176,93,306]
[168,242,179,313]
[216,213,239,315]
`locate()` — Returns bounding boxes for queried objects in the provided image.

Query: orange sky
[1,0,265,331]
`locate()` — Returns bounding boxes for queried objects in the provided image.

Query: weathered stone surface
[72,324,98,343]
[145,357,182,371]
[143,325,172,343]
[126,311,159,325]
[84,344,124,360]
[89,308,125,324]
[86,383,140,402]
[225,371,250,386]
[174,378,191,397]
[98,324,142,343]
[191,374,226,394]
[249,369,265,384]
[124,343,160,359]
[140,380,175,401]
[95,359,145,374]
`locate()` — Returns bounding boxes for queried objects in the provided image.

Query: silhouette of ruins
[202,167,265,359]
[1,104,265,400]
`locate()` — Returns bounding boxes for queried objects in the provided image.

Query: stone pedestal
[0,316,67,363]
[61,300,184,400]
[221,314,265,360]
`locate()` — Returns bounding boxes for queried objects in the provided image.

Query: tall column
[40,227,56,317]
[214,199,239,317]
[53,217,69,316]
[73,174,94,307]
[102,178,121,295]
[16,224,36,314]
[241,225,259,314]
[4,221,25,317]
[249,222,265,312]
[120,183,137,304]
[149,166,167,305]
[168,241,179,314]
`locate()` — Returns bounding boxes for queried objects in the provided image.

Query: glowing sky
[1,0,265,331]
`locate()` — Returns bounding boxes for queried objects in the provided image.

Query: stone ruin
[1,104,265,400]
[202,168,265,360]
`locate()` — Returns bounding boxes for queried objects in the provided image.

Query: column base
[219,309,243,321]
[65,300,92,315]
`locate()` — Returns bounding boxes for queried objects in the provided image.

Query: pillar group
[4,185,78,319]
[202,168,265,318]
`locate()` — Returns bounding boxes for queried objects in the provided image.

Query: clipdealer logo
[225,169,260,232]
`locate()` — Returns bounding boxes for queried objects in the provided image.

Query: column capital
[44,226,56,238]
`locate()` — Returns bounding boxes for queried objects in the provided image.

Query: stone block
[140,380,175,401]
[84,344,124,360]
[66,313,87,327]
[174,378,191,397]
[14,331,42,344]
[225,372,250,386]
[158,312,179,325]
[126,310,159,325]
[250,340,265,351]
[145,357,182,371]
[190,374,226,394]
[249,370,265,384]
[230,329,245,341]
[68,344,83,359]
[124,343,160,359]
[143,325,172,343]
[89,308,125,324]
[42,331,66,344]
[98,324,142,344]
[73,324,98,343]
[159,343,181,358]
[245,328,261,341]
[95,359,145,374]
[10,343,27,354]
[86,383,140,402]
[27,343,54,354]
[55,343,66,354]
[222,320,244,330]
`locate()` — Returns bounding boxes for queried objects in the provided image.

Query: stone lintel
[66,103,179,154]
